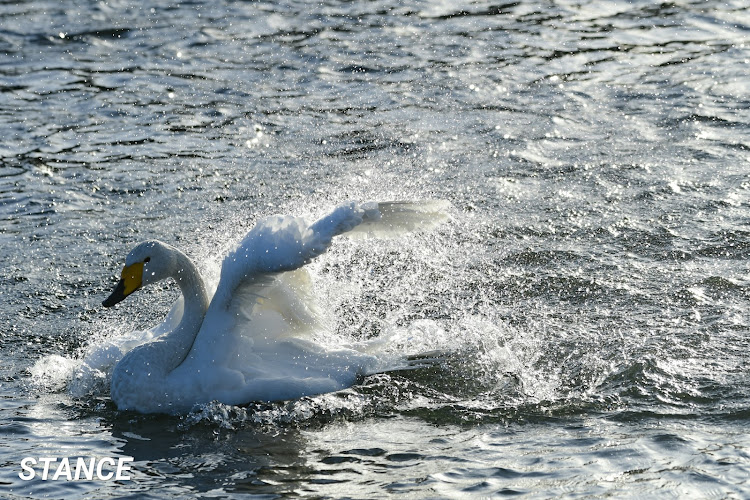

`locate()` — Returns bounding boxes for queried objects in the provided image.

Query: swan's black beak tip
[102,279,127,308]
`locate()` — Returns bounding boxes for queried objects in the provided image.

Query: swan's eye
[144,257,151,263]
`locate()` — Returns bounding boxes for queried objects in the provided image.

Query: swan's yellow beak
[102,262,144,307]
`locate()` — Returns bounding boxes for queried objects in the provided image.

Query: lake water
[2,0,750,497]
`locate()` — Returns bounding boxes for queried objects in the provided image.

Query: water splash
[28,354,80,393]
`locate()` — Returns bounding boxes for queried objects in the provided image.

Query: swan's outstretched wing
[195,199,449,349]
[208,201,372,311]
[209,200,449,308]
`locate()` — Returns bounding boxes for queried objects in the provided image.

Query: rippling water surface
[2,0,750,498]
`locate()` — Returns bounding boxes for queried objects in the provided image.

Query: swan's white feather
[210,201,377,311]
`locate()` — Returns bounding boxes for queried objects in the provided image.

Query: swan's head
[102,240,176,307]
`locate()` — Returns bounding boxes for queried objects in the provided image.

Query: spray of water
[25,197,626,427]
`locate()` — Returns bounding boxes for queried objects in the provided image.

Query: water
[2,0,750,497]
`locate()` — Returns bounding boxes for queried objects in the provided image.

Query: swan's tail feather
[402,349,452,369]
[352,200,450,237]
[371,349,453,375]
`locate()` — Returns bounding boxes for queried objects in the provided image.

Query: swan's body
[94,201,447,414]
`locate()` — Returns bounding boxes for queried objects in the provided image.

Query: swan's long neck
[159,250,210,373]
[111,247,210,412]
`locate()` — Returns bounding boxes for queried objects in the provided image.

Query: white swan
[96,201,447,414]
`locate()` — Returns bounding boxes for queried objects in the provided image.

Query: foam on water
[28,354,80,393]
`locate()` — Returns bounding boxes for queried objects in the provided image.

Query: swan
[95,201,447,414]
